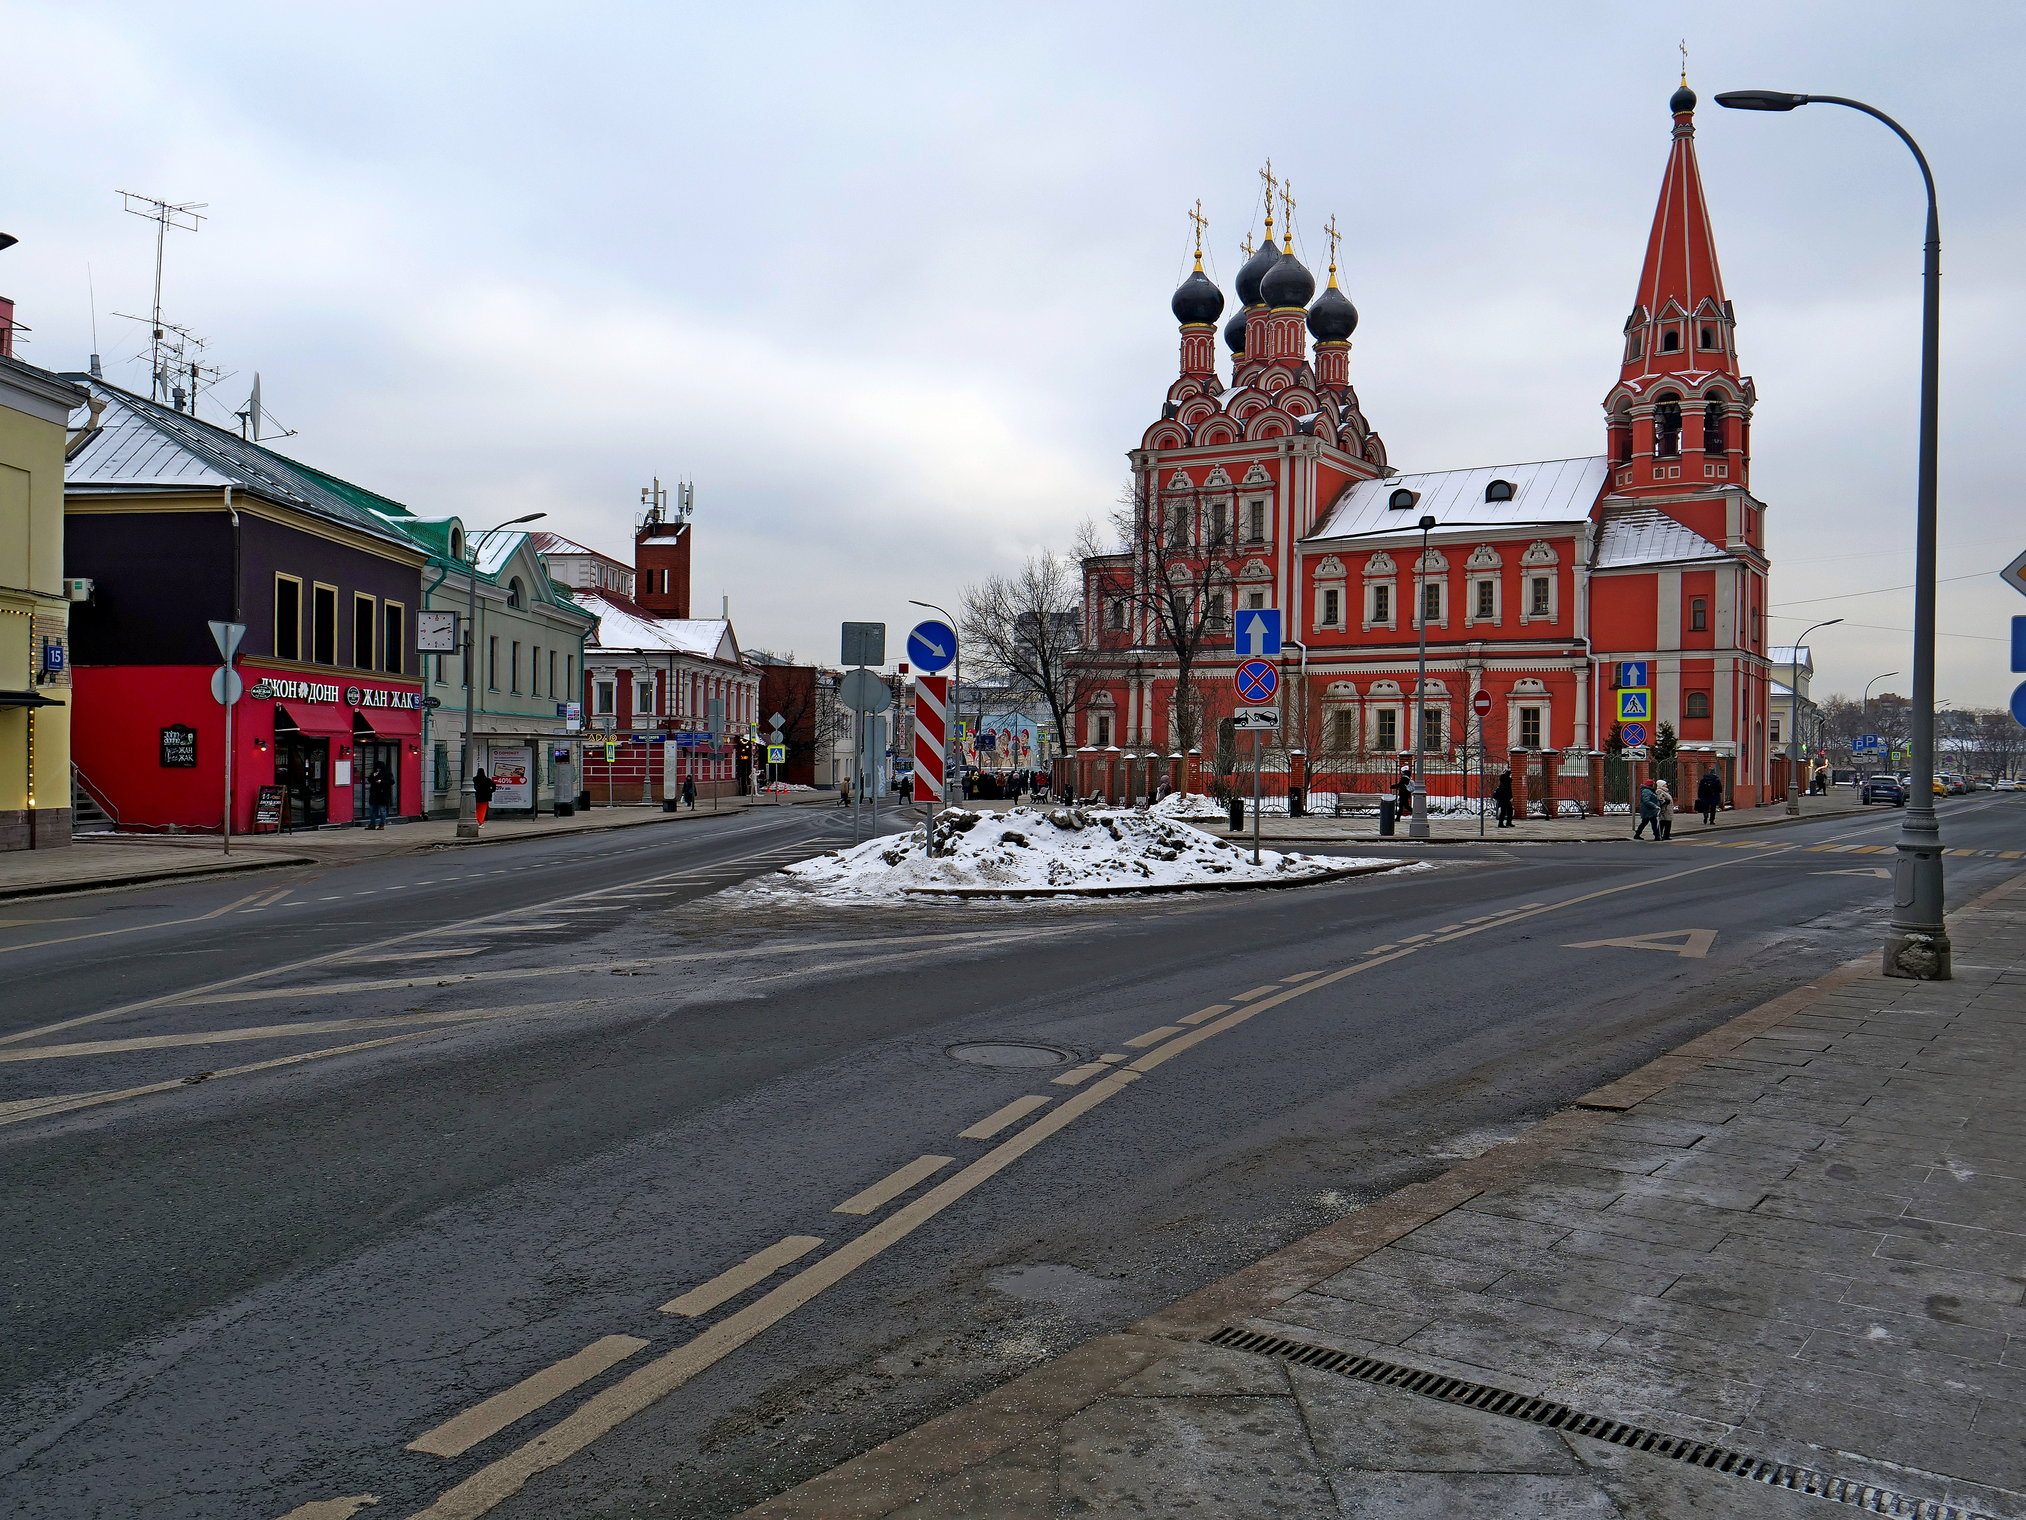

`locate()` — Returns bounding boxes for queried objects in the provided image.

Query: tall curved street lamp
[456,512,546,839]
[1862,671,1899,763]
[1718,89,1949,979]
[1784,618,1842,815]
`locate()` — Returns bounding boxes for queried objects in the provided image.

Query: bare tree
[1074,477,1243,752]
[958,551,1094,763]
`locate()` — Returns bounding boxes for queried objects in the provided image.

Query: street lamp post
[455,513,546,840]
[1718,89,1949,978]
[1785,618,1842,816]
[1408,514,1437,839]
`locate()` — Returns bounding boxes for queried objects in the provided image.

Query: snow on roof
[1593,507,1730,569]
[1768,646,1813,668]
[530,530,622,562]
[579,588,738,661]
[1309,456,1608,541]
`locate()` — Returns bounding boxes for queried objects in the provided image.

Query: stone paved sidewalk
[746,872,2026,1520]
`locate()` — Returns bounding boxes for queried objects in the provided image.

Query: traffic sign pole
[1251,730,1262,866]
[209,620,246,857]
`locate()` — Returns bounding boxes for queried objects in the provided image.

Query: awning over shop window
[274,702,355,738]
[353,705,422,739]
[0,690,64,709]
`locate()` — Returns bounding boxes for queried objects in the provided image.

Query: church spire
[1620,73,1737,384]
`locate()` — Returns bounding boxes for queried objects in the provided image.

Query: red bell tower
[1603,79,1757,547]
[634,478,692,618]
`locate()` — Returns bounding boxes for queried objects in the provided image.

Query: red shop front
[71,665,425,834]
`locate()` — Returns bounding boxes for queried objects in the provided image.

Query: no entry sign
[1471,689,1493,718]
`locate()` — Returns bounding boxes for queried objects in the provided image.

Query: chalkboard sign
[160,724,198,768]
[253,785,287,831]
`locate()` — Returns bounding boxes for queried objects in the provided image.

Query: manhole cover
[946,1041,1074,1068]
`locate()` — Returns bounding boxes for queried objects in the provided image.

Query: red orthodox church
[1079,85,1776,807]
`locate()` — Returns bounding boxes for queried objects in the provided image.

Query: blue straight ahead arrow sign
[1234,608,1282,657]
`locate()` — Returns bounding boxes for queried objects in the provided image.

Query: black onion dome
[1260,247,1315,308]
[1307,283,1359,342]
[1170,267,1225,325]
[1234,239,1280,307]
[1670,82,1697,113]
[1224,308,1248,353]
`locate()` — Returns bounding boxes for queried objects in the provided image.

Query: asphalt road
[2,794,2022,1520]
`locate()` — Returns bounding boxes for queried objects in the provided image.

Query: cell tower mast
[118,192,206,404]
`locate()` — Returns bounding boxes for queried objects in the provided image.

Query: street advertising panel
[488,745,534,809]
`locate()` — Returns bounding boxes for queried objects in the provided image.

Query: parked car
[1933,777,1950,797]
[1861,775,1908,806]
[1997,778,2020,791]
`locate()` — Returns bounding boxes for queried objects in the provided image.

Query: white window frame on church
[1468,576,1500,626]
[1413,578,1446,631]
[1244,498,1268,544]
[1507,695,1553,751]
[1366,581,1394,630]
[1372,706,1400,753]
[1319,586,1342,628]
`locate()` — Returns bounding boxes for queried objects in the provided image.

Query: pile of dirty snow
[752,805,1378,899]
[1148,791,1228,821]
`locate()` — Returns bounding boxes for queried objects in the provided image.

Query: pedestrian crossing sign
[767,743,787,764]
[1617,688,1651,722]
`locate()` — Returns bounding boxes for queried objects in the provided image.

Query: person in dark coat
[681,776,697,810]
[1393,770,1413,823]
[365,765,393,829]
[1696,768,1723,825]
[1633,780,1659,840]
[472,769,495,826]
[1492,770,1514,828]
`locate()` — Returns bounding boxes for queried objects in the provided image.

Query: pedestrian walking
[1492,770,1514,828]
[1633,780,1659,840]
[1695,768,1722,825]
[838,776,852,808]
[365,764,393,829]
[472,768,495,826]
[1394,770,1413,822]
[681,776,696,810]
[1655,778,1675,840]
[900,773,914,803]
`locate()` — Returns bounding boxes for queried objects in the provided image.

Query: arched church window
[1484,479,1515,503]
[1654,393,1682,459]
[1685,691,1711,719]
[1699,324,1720,350]
[506,577,525,609]
[1702,393,1727,454]
[1661,328,1682,352]
[1610,403,1632,465]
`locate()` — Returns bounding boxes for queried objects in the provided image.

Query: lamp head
[511,512,547,525]
[1417,514,1437,532]
[1715,90,1810,112]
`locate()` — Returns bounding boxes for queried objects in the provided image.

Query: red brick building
[1078,86,1774,806]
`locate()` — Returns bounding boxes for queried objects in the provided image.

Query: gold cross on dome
[1679,37,1689,85]
[1324,214,1340,279]
[1259,159,1277,234]
[1279,181,1296,251]
[1241,233,1255,258]
[1188,198,1208,266]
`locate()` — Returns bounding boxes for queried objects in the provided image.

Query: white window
[1421,707,1444,752]
[1519,706,1543,749]
[635,680,655,716]
[1321,588,1342,626]
[1094,714,1113,747]
[1370,583,1393,625]
[1245,500,1266,542]
[1474,579,1496,621]
[1529,576,1551,617]
[1374,708,1399,752]
[594,679,616,715]
[1417,580,1443,628]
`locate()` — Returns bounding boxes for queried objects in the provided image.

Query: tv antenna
[118,191,206,404]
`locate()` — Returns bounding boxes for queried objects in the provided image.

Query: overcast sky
[5,1,2021,707]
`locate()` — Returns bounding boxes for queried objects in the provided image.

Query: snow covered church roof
[1592,506,1732,569]
[1310,456,1608,541]
[577,588,741,664]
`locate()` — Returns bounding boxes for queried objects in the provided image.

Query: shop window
[1529,576,1551,618]
[274,575,302,660]
[1689,596,1708,632]
[383,602,405,675]
[312,584,338,665]
[1374,709,1399,751]
[1519,706,1543,749]
[352,594,376,670]
[1321,587,1341,626]
[433,743,451,792]
[1686,691,1711,719]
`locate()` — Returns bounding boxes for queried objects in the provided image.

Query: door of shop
[352,739,400,819]
[276,734,330,827]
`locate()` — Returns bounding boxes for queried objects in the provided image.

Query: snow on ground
[745,805,1387,900]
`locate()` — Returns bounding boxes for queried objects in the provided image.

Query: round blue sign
[1234,659,1279,703]
[1620,721,1648,747]
[2010,680,2026,729]
[906,620,957,674]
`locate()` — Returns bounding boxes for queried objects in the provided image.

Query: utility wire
[1771,571,1990,608]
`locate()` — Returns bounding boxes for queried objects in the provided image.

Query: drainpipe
[423,559,450,812]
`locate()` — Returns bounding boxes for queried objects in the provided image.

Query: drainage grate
[1206,1326,1995,1520]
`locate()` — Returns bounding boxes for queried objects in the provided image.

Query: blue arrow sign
[906,619,956,674]
[2013,616,2026,674]
[1617,661,1649,689]
[1234,608,1282,658]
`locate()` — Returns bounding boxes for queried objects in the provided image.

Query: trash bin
[1378,798,1397,836]
[555,800,575,818]
[1287,786,1305,819]
[1227,796,1245,832]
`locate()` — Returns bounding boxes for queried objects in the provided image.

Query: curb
[0,853,316,903]
[899,859,1408,899]
[737,865,2026,1520]
[1229,802,1875,845]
